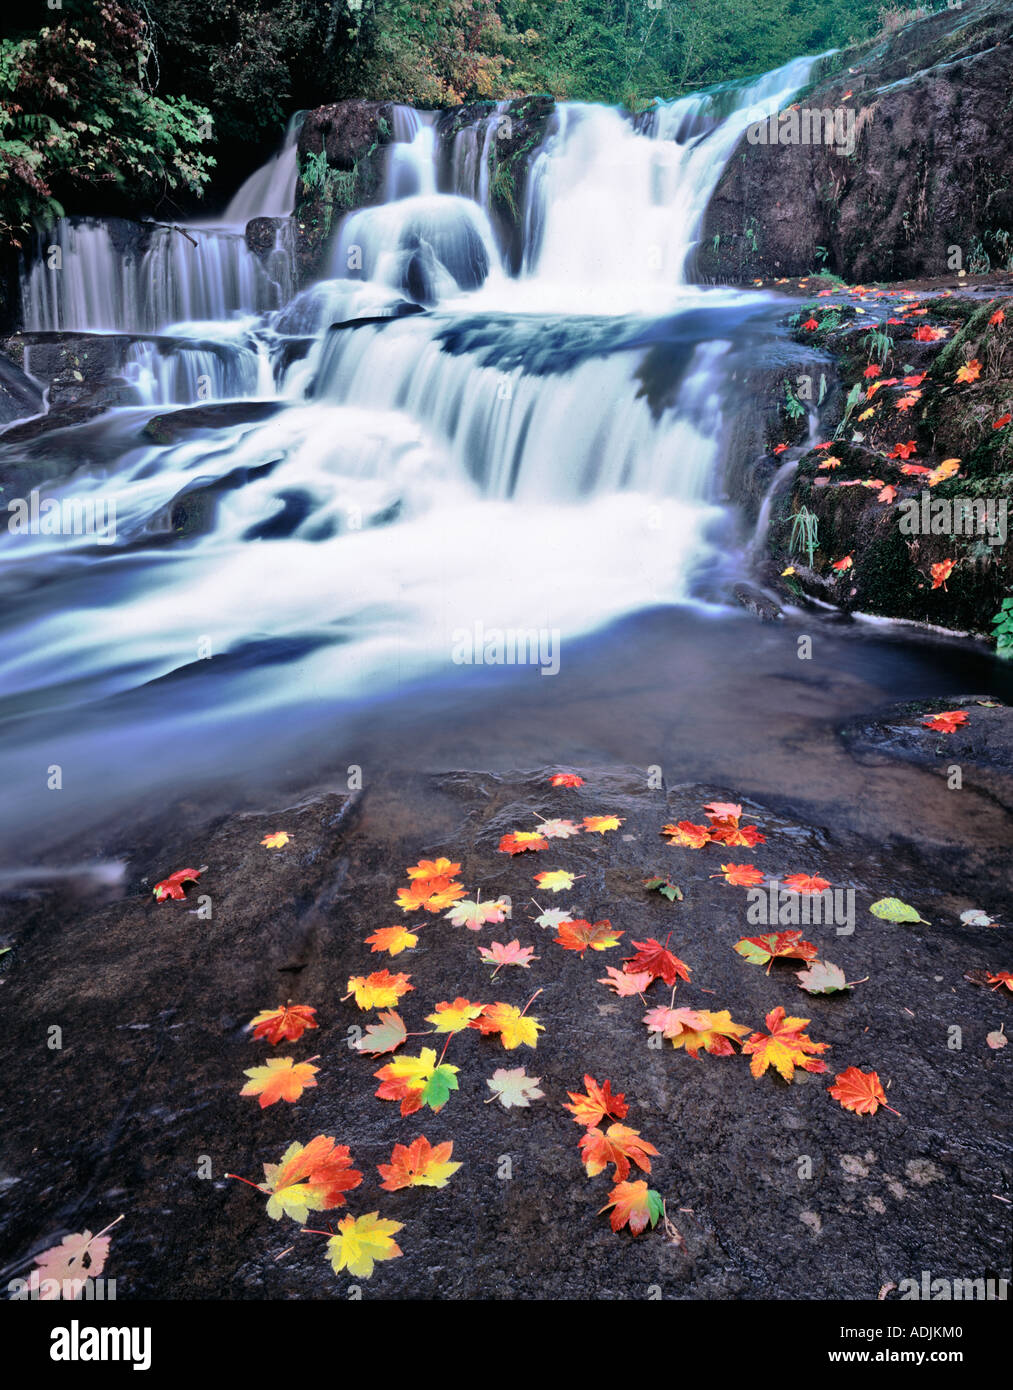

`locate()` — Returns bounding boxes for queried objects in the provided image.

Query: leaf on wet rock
[364,924,419,956]
[563,1074,628,1128]
[444,897,511,929]
[555,918,623,955]
[644,876,683,902]
[248,1003,318,1045]
[828,1066,899,1116]
[795,960,857,994]
[240,1057,320,1108]
[324,1213,402,1279]
[353,1010,407,1056]
[152,866,204,901]
[478,939,538,974]
[734,931,818,973]
[377,1136,461,1190]
[486,1066,545,1108]
[869,897,928,924]
[599,1180,664,1236]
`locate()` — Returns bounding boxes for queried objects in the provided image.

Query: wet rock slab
[0,767,1008,1299]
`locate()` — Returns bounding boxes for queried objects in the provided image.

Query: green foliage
[790,506,820,567]
[863,327,894,363]
[783,378,806,422]
[991,597,1013,659]
[1,1,214,250]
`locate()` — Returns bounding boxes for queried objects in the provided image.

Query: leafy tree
[0,1,214,249]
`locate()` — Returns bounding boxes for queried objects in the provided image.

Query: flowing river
[2,55,1008,855]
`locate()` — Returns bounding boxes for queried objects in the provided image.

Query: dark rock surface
[698,0,1013,284]
[0,351,43,425]
[0,760,1008,1299]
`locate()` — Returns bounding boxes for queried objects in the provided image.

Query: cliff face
[697,0,1013,285]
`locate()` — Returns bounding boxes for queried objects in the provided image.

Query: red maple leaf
[920,710,968,733]
[622,937,690,987]
[153,867,203,901]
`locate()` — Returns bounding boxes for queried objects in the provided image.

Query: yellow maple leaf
[582,815,624,835]
[344,970,413,1010]
[261,831,290,849]
[325,1213,403,1278]
[425,997,485,1033]
[473,1001,543,1050]
[533,869,576,893]
[667,1009,750,1059]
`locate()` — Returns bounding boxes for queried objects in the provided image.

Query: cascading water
[0,55,820,837]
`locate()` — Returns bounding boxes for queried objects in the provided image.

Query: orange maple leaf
[599,1180,664,1235]
[550,773,584,787]
[878,484,898,502]
[828,1066,900,1116]
[365,924,419,956]
[711,862,765,887]
[555,918,623,955]
[344,970,414,1009]
[783,873,831,894]
[955,359,982,384]
[733,931,818,972]
[930,559,955,590]
[887,440,918,459]
[582,815,624,835]
[920,710,968,733]
[396,878,466,913]
[643,1006,748,1058]
[579,1123,660,1181]
[377,1136,461,1191]
[986,970,1013,993]
[563,1074,629,1128]
[240,1057,319,1108]
[499,832,549,855]
[742,1006,829,1082]
[406,858,461,881]
[832,554,853,572]
[661,820,712,848]
[248,1003,318,1045]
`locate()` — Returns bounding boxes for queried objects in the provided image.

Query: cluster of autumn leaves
[781,292,1011,589]
[136,780,1005,1284]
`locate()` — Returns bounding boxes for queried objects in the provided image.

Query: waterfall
[0,54,820,829]
[223,113,304,223]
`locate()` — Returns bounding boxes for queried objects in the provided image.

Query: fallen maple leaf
[955,359,982,384]
[863,363,882,379]
[259,1136,361,1221]
[531,906,573,930]
[27,1223,117,1298]
[406,858,461,881]
[912,325,946,342]
[920,710,968,733]
[704,801,742,823]
[995,413,1013,429]
[471,1000,543,1049]
[989,309,1005,326]
[240,1057,319,1108]
[832,554,854,572]
[555,918,623,955]
[260,831,290,849]
[583,815,624,835]
[734,931,818,972]
[499,832,549,855]
[377,1136,460,1191]
[425,998,485,1033]
[645,1007,749,1058]
[783,873,831,894]
[365,924,419,956]
[623,937,690,986]
[795,960,859,994]
[828,1066,899,1116]
[486,1066,545,1108]
[802,317,818,331]
[352,1010,407,1056]
[927,458,960,487]
[986,970,1013,993]
[344,970,414,1010]
[396,878,466,913]
[563,1074,628,1128]
[931,559,955,590]
[579,1123,659,1181]
[599,1180,664,1235]
[878,484,898,503]
[534,869,578,893]
[323,1213,402,1278]
[538,818,582,839]
[661,820,712,848]
[153,867,203,901]
[643,876,683,902]
[742,1006,829,1082]
[598,965,652,997]
[374,1048,459,1115]
[711,862,765,887]
[887,440,918,459]
[550,773,584,787]
[444,897,511,929]
[248,1003,318,1045]
[479,939,538,974]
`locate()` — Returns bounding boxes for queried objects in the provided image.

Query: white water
[0,56,819,831]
